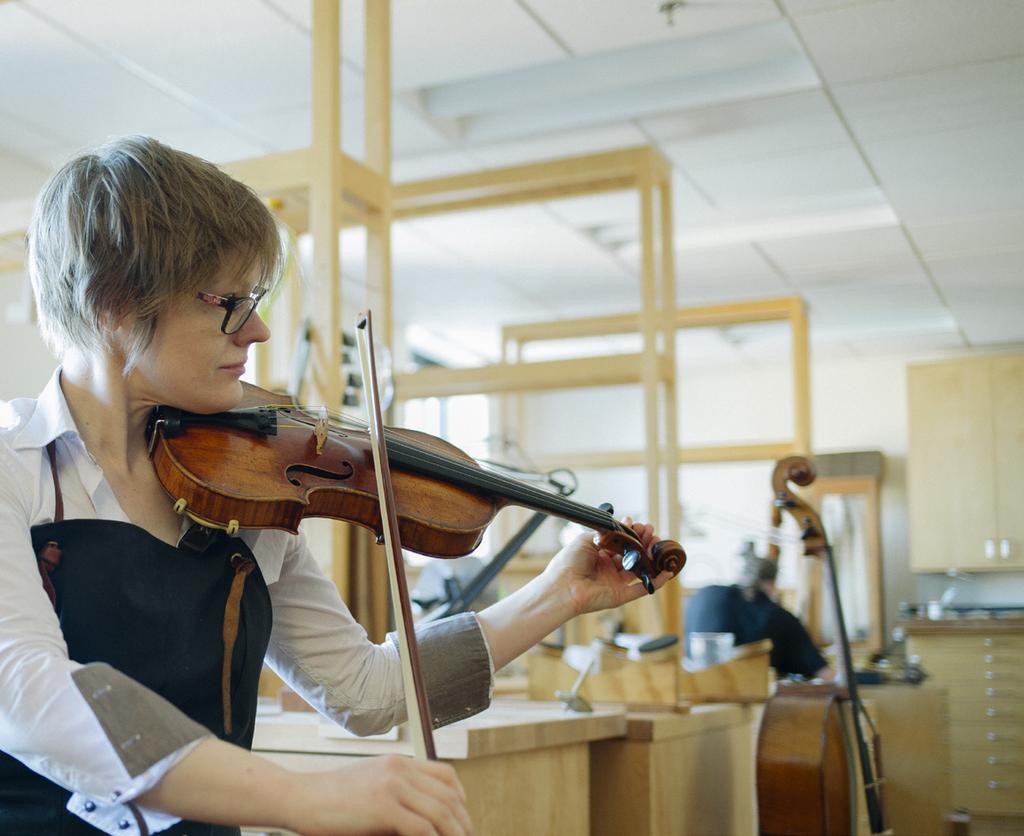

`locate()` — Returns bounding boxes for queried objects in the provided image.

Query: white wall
[0,271,57,400]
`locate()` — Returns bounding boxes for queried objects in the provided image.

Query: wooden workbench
[590,704,758,836]
[250,699,627,836]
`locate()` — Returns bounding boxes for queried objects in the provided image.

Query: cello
[756,456,889,836]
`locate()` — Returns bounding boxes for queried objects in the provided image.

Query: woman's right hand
[284,754,473,836]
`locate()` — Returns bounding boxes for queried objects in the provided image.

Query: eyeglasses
[196,288,266,335]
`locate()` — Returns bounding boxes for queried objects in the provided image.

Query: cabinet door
[908,360,997,570]
[992,356,1024,565]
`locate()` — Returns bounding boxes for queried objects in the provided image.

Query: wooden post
[638,152,661,534]
[362,0,393,640]
[658,168,681,636]
[309,0,349,598]
[365,0,392,350]
[636,150,664,635]
[792,297,811,455]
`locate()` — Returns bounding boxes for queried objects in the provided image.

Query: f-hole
[286,462,355,486]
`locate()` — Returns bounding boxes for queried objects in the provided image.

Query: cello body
[757,685,856,836]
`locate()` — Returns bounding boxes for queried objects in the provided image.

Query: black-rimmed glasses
[196,288,266,335]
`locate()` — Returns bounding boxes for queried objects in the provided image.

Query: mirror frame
[810,474,884,652]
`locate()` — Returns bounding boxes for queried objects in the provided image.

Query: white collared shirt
[0,368,494,834]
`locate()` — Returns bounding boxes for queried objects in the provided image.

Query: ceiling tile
[839,329,967,358]
[642,90,847,167]
[801,275,953,332]
[527,0,780,55]
[757,225,916,276]
[927,250,1024,345]
[392,150,483,183]
[671,245,793,304]
[388,220,555,345]
[466,122,648,169]
[792,0,1024,85]
[908,213,1024,260]
[781,0,881,13]
[542,191,639,232]
[783,257,932,290]
[678,244,781,283]
[28,0,311,123]
[834,56,1024,143]
[390,0,565,90]
[682,144,875,208]
[0,3,271,161]
[863,117,1024,224]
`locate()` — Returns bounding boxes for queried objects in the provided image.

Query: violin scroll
[595,530,686,594]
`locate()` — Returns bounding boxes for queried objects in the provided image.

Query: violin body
[150,411,500,557]
[146,384,686,582]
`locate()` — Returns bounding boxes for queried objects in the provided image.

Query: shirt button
[83,800,96,812]
[118,820,131,830]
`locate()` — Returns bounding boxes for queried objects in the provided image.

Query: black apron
[0,443,273,836]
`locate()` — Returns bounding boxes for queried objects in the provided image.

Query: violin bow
[356,310,437,761]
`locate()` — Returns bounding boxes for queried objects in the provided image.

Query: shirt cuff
[389,612,493,728]
[67,738,207,835]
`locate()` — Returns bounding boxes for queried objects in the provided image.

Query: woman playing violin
[0,135,673,836]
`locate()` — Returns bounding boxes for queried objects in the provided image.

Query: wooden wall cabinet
[908,355,1024,571]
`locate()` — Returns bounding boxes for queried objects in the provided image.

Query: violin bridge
[314,406,328,455]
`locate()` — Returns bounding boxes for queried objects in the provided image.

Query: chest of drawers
[907,626,1024,815]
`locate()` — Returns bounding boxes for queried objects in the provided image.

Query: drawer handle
[984,638,994,647]
[987,708,999,717]
[985,654,994,663]
[988,733,999,742]
[989,781,1007,790]
[986,671,996,680]
[986,688,996,697]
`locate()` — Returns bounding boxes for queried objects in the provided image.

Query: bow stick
[356,310,436,760]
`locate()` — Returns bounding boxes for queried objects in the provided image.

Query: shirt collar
[10,366,80,451]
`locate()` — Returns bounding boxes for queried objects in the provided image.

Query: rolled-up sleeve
[387,612,493,729]
[262,529,494,735]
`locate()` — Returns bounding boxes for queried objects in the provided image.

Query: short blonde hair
[28,135,283,372]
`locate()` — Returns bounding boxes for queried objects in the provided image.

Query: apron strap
[37,440,65,607]
[221,552,256,736]
[46,439,64,522]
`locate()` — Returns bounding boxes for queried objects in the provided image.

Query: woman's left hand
[542,517,674,617]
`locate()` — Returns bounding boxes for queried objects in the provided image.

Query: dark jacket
[684,584,827,679]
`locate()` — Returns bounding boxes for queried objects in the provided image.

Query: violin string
[244,403,626,533]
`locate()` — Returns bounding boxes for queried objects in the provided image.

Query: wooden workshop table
[248,699,627,836]
[590,704,758,836]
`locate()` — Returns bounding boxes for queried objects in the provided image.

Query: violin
[756,456,888,836]
[145,383,686,594]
